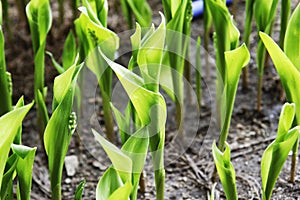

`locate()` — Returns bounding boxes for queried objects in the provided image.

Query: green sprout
[253,0,278,111]
[162,0,192,129]
[92,48,166,199]
[203,0,212,79]
[44,63,83,200]
[242,0,255,88]
[75,1,119,142]
[0,0,12,116]
[12,144,37,200]
[47,30,78,74]
[260,4,300,182]
[120,0,152,28]
[279,0,291,48]
[206,0,240,129]
[212,142,238,200]
[26,0,52,136]
[0,100,34,192]
[219,44,250,151]
[261,103,300,200]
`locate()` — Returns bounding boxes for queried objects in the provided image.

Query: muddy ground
[3,0,300,199]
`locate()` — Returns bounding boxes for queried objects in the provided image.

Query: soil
[2,0,300,199]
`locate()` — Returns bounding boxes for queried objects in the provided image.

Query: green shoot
[0,0,12,116]
[253,0,278,111]
[74,180,86,200]
[212,142,238,200]
[279,0,291,48]
[0,100,34,191]
[162,0,192,129]
[284,3,300,72]
[206,0,240,129]
[26,0,52,136]
[75,2,119,142]
[12,144,37,200]
[261,103,300,200]
[203,0,212,79]
[260,6,300,181]
[219,44,250,151]
[120,0,152,28]
[44,63,82,200]
[47,30,78,74]
[242,0,255,88]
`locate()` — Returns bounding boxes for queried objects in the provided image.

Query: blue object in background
[192,0,234,18]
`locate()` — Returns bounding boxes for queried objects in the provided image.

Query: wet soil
[3,0,300,199]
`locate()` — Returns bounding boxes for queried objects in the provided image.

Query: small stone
[65,178,71,184]
[65,155,79,176]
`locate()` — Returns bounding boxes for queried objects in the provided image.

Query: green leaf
[96,167,124,200]
[74,180,86,200]
[92,129,132,183]
[62,30,77,70]
[212,142,238,200]
[284,3,300,71]
[254,0,278,32]
[261,126,300,200]
[219,44,250,150]
[12,144,36,200]
[0,154,18,199]
[44,64,82,200]
[206,0,240,78]
[259,32,300,125]
[243,0,255,46]
[26,0,52,54]
[46,51,65,74]
[0,101,33,190]
[126,0,152,28]
[277,103,296,136]
[0,0,12,116]
[137,14,166,89]
[108,182,132,200]
[98,48,166,126]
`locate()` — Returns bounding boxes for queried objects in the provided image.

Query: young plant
[44,63,82,200]
[206,0,240,129]
[11,144,37,200]
[261,103,300,200]
[74,180,86,200]
[91,15,166,199]
[242,0,255,88]
[91,50,166,200]
[26,0,52,136]
[0,0,12,116]
[162,0,192,129]
[260,4,300,182]
[0,100,33,192]
[47,30,78,74]
[218,44,250,151]
[212,142,238,200]
[203,0,212,79]
[253,0,278,111]
[279,0,291,48]
[120,0,152,28]
[75,1,119,142]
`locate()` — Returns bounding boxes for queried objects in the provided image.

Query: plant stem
[0,28,12,116]
[279,0,291,49]
[290,139,299,182]
[139,171,146,193]
[58,0,64,25]
[101,92,115,142]
[242,67,248,89]
[257,73,263,112]
[154,169,165,200]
